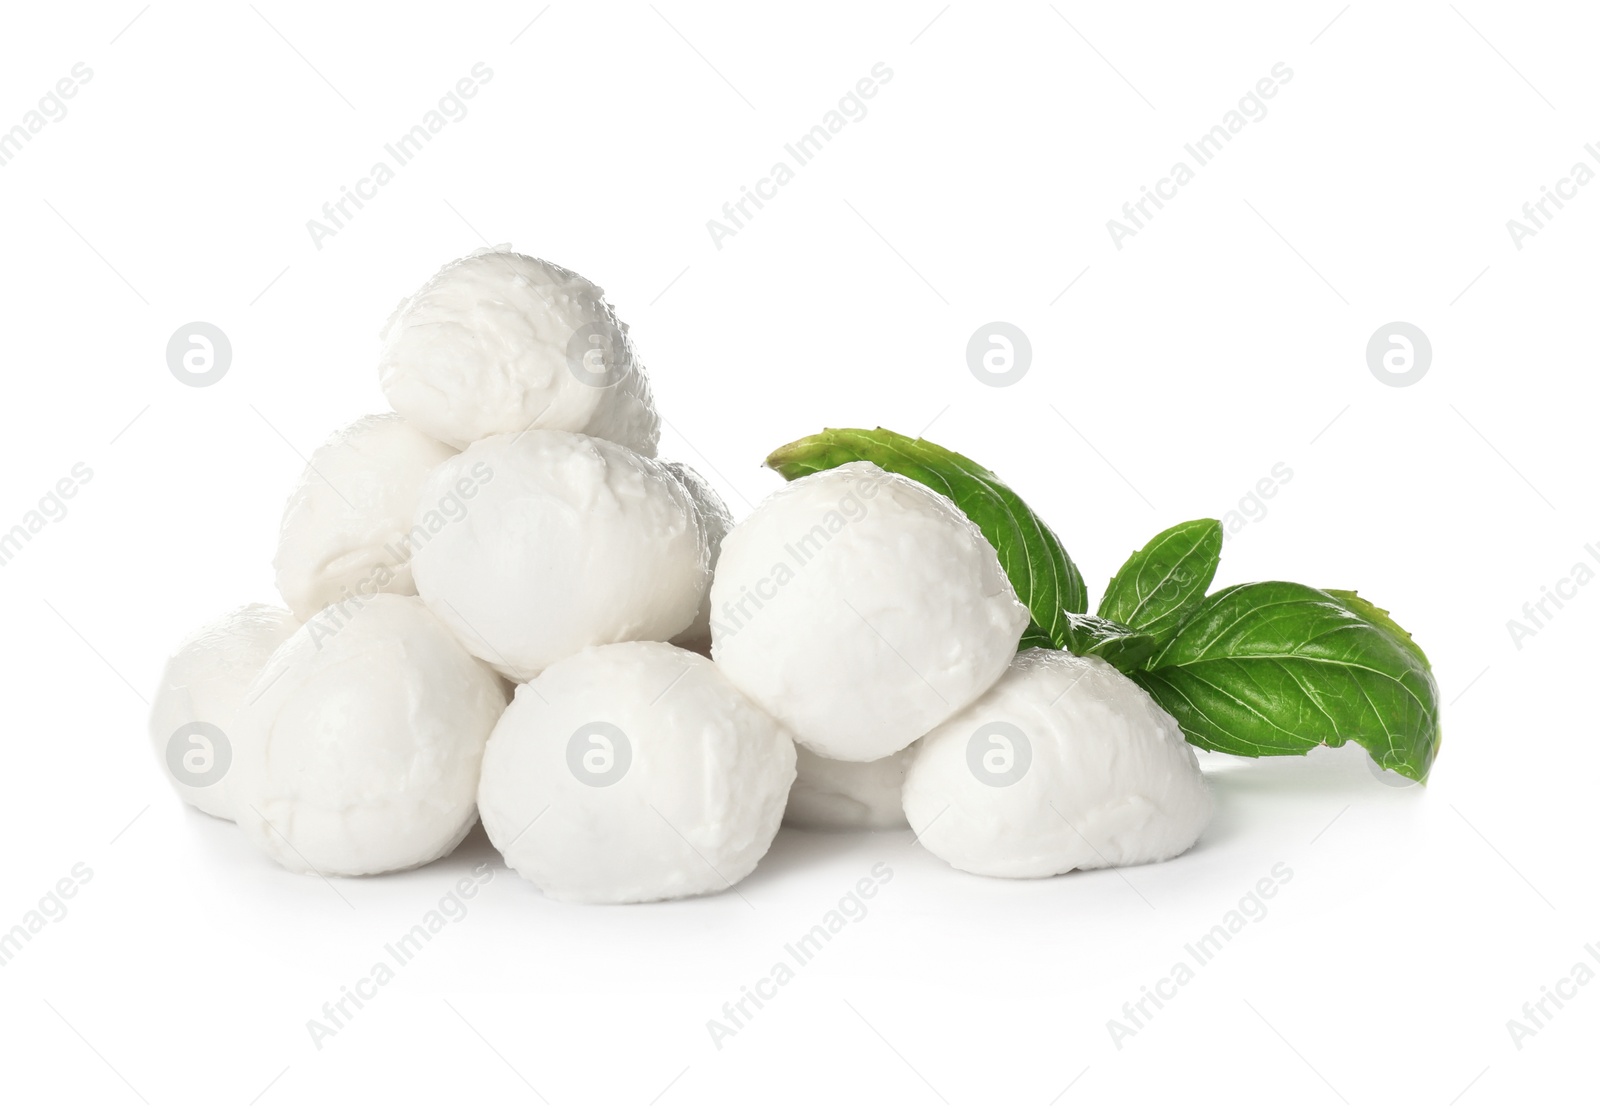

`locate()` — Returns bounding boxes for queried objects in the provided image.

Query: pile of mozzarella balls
[149,247,1212,903]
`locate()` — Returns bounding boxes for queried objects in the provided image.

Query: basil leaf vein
[1135,581,1440,780]
[1099,518,1223,643]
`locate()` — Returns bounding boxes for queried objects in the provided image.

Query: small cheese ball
[902,650,1213,879]
[784,745,913,830]
[710,462,1028,762]
[148,604,299,820]
[478,641,796,904]
[411,430,709,682]
[231,594,507,877]
[663,460,733,656]
[378,247,660,454]
[273,413,456,622]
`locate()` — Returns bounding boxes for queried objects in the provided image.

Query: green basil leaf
[1098,518,1222,643]
[1019,624,1056,651]
[1057,612,1160,673]
[1134,581,1441,781]
[1324,589,1432,667]
[765,428,1088,642]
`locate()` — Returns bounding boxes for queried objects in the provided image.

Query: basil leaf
[1134,581,1440,781]
[1099,518,1222,643]
[1324,589,1432,667]
[765,428,1088,643]
[1057,613,1160,673]
[1019,625,1056,651]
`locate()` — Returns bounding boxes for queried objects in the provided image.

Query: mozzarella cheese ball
[273,413,457,622]
[663,460,733,655]
[231,594,507,877]
[784,745,913,830]
[710,461,1028,762]
[148,604,299,820]
[378,247,660,454]
[411,430,709,682]
[479,641,796,903]
[902,650,1213,879]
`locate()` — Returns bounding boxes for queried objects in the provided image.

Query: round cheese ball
[478,641,796,904]
[710,461,1028,762]
[378,247,660,454]
[273,413,456,622]
[902,649,1213,879]
[231,594,507,877]
[411,430,710,682]
[663,460,733,656]
[784,745,913,830]
[148,604,299,820]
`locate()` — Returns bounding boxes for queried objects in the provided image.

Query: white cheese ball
[710,461,1028,762]
[411,430,709,682]
[148,604,299,820]
[479,641,796,904]
[273,413,457,622]
[663,460,733,656]
[378,247,660,454]
[231,594,507,877]
[784,745,912,830]
[903,650,1213,879]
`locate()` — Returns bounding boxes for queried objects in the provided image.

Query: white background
[0,1,1594,1106]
